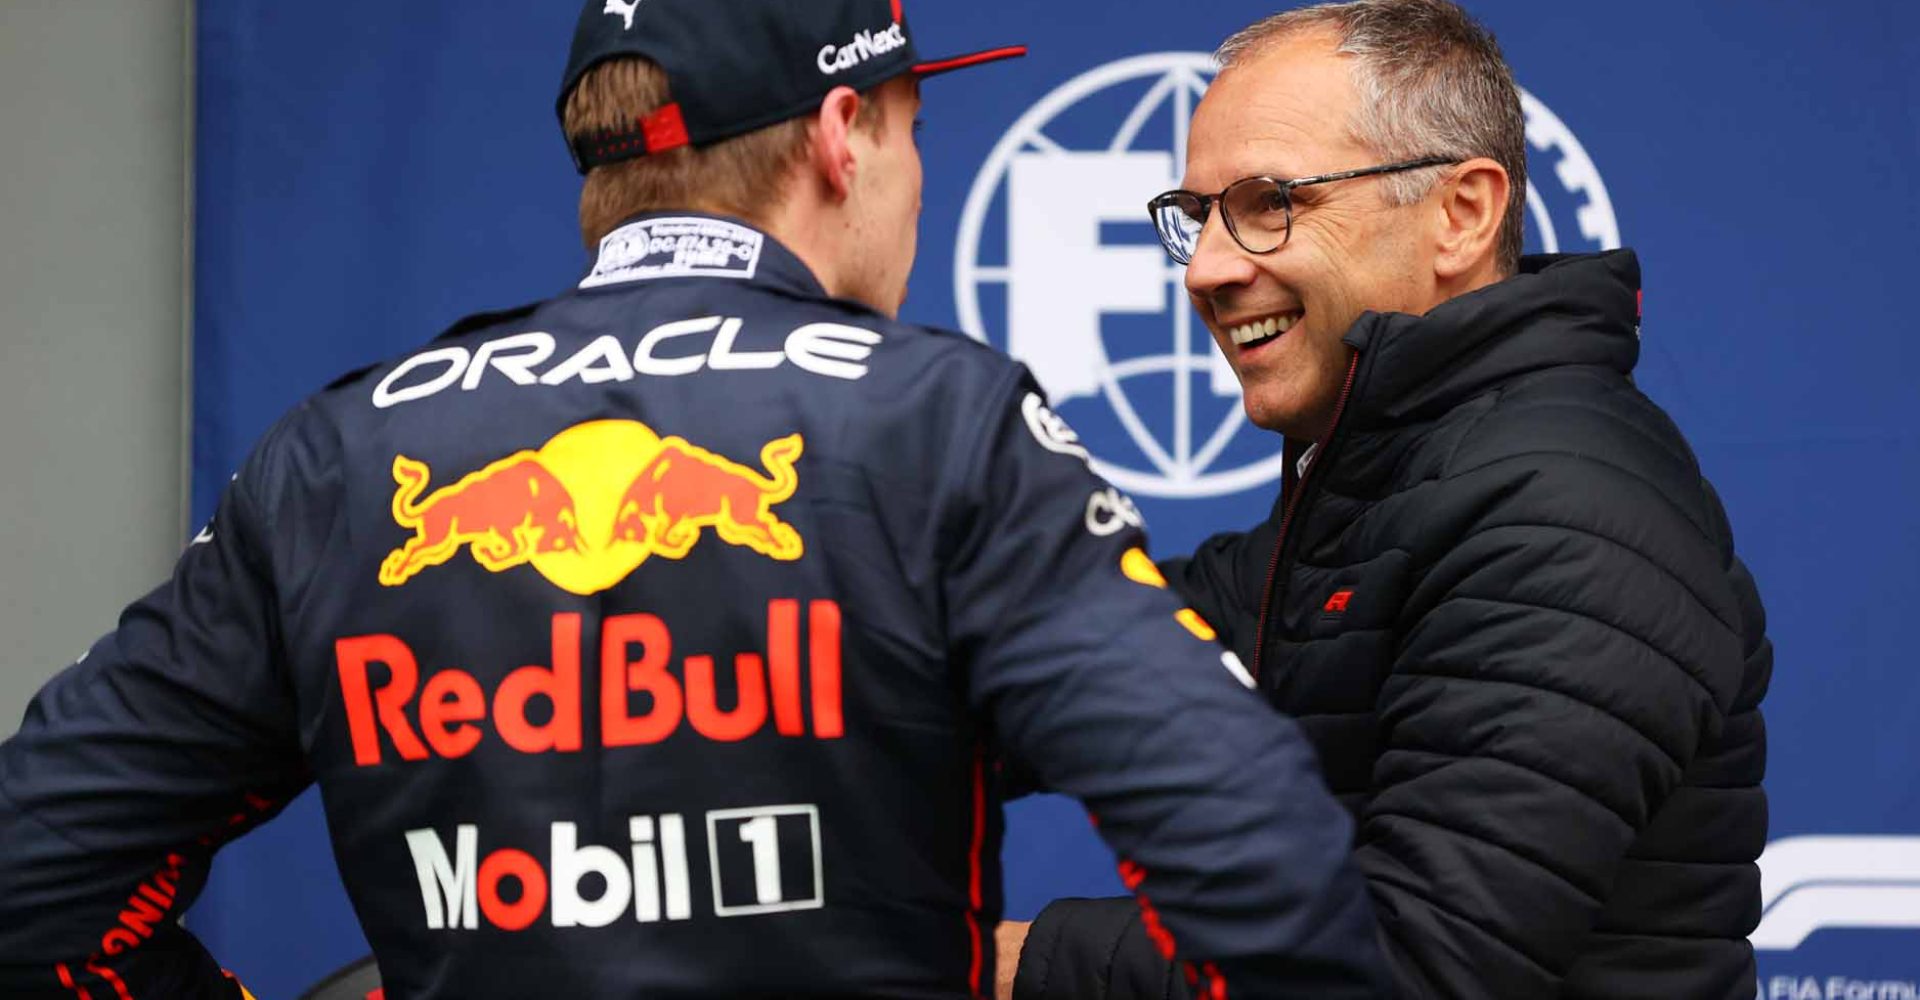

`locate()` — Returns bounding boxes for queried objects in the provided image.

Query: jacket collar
[575,211,830,301]
[1337,249,1643,430]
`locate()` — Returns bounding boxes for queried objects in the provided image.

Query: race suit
[0,213,1385,999]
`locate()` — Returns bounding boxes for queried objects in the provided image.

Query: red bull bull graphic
[380,452,584,585]
[379,420,804,595]
[612,435,803,561]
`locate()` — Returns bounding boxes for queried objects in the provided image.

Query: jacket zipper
[1249,350,1362,681]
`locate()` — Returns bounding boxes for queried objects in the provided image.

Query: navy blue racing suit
[0,214,1385,998]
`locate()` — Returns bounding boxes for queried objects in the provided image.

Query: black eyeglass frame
[1148,156,1459,264]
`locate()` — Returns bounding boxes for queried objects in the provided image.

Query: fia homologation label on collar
[581,216,764,289]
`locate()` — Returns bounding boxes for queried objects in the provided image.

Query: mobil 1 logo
[706,804,824,916]
[404,801,829,932]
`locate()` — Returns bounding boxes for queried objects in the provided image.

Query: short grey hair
[1217,0,1527,274]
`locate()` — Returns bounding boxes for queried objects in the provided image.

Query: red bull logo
[380,452,584,583]
[379,420,803,595]
[337,602,844,768]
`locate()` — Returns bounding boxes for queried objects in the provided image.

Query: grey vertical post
[0,0,193,736]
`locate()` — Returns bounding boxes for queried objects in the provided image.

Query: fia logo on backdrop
[955,52,1620,499]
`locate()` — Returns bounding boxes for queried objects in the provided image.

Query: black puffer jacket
[1015,252,1771,1000]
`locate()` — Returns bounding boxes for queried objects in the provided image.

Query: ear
[808,85,865,202]
[1432,157,1509,281]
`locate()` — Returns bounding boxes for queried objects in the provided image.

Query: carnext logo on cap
[818,22,907,75]
[581,217,764,288]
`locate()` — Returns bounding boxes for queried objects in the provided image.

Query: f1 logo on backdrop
[1753,836,1920,949]
[955,53,1620,499]
[1753,836,1920,998]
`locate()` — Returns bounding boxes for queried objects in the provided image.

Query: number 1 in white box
[705,804,824,917]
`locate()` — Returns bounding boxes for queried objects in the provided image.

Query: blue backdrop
[190,2,1920,996]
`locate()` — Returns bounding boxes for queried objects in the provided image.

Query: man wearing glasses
[1004,2,1770,998]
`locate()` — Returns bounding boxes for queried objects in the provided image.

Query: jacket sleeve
[1016,897,1196,1000]
[0,419,318,999]
[1156,507,1280,664]
[947,371,1387,999]
[1010,500,1291,1000]
[1356,449,1746,998]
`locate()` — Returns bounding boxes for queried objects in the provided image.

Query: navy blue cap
[560,0,1025,174]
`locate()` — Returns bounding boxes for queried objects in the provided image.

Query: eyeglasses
[1147,156,1458,264]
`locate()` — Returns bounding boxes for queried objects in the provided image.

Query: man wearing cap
[1003,2,1770,998]
[0,2,1388,998]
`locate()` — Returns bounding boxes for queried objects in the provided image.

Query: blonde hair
[564,58,884,248]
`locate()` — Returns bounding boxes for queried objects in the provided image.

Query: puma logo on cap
[604,0,642,31]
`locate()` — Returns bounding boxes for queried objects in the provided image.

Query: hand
[995,920,1031,1000]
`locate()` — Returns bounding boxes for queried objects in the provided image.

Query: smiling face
[1184,28,1447,440]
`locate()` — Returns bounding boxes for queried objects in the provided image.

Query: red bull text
[336,602,844,766]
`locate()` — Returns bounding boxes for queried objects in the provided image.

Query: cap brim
[912,45,1027,78]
